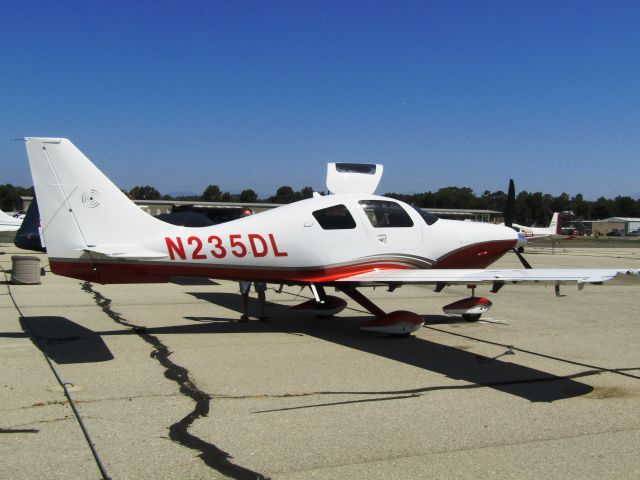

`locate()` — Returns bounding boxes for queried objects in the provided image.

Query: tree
[614,196,639,217]
[202,185,221,202]
[514,191,532,225]
[300,186,314,199]
[0,183,33,211]
[239,189,258,203]
[593,197,615,219]
[128,185,161,200]
[271,186,299,204]
[551,193,571,213]
[481,190,507,212]
[572,193,592,220]
[528,192,552,226]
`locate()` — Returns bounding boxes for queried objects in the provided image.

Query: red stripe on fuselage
[50,239,516,284]
[49,259,414,284]
[431,239,516,269]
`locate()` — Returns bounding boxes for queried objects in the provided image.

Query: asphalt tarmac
[1,243,640,479]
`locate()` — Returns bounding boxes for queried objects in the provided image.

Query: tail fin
[24,138,167,260]
[548,212,561,234]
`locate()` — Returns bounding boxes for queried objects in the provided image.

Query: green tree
[614,196,639,217]
[271,186,299,204]
[481,190,507,212]
[128,185,161,200]
[202,185,221,202]
[300,186,314,199]
[593,197,615,219]
[0,183,33,211]
[551,193,571,213]
[239,189,258,203]
[571,194,592,220]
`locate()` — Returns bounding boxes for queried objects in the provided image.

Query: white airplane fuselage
[47,193,518,284]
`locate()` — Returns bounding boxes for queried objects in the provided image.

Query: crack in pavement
[0,428,40,434]
[81,281,268,480]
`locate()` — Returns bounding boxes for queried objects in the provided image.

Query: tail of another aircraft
[23,138,168,262]
[548,212,561,234]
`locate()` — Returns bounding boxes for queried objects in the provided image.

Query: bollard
[11,255,41,285]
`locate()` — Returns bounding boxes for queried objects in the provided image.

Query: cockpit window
[312,204,356,230]
[358,200,414,228]
[411,205,439,226]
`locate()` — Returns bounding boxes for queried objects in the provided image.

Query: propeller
[504,179,531,269]
[513,247,532,269]
[504,179,515,228]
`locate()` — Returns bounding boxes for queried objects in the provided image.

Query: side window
[312,204,356,230]
[359,200,414,228]
[410,205,439,226]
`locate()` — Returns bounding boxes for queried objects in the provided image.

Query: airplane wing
[335,268,640,286]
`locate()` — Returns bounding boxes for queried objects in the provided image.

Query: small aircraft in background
[502,180,576,252]
[0,208,23,230]
[512,212,569,241]
[0,207,23,241]
[20,138,640,335]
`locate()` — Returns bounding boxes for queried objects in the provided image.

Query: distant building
[590,217,640,236]
[422,208,501,223]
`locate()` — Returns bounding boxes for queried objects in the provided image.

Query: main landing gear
[290,283,424,336]
[290,283,493,334]
[289,285,348,318]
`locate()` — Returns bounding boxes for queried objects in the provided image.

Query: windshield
[410,205,439,226]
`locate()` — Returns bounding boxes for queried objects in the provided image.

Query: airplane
[0,207,23,241]
[0,208,23,230]
[20,138,640,336]
[502,180,574,252]
[512,212,568,241]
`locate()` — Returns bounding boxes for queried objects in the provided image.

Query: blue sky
[1,1,639,199]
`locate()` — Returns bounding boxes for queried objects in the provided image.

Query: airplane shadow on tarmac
[181,291,599,403]
[17,316,114,364]
[8,292,629,403]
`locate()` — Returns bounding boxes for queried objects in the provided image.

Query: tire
[462,314,481,322]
